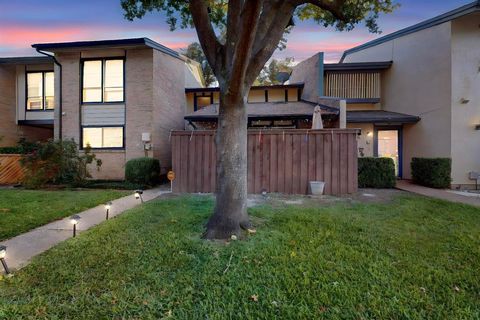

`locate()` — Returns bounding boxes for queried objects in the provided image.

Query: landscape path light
[134,190,144,203]
[70,215,81,237]
[104,202,112,220]
[0,245,10,274]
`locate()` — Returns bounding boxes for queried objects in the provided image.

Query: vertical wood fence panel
[0,154,24,185]
[171,129,359,196]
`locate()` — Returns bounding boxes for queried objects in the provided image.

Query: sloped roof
[341,1,480,62]
[32,38,181,60]
[0,56,53,65]
[347,110,420,124]
[185,101,338,121]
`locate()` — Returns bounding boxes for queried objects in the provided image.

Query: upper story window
[27,71,54,110]
[82,59,124,103]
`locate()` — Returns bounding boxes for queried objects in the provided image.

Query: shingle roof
[341,1,480,62]
[32,38,181,60]
[347,110,420,124]
[185,101,338,121]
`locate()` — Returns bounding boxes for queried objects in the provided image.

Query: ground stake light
[70,215,81,237]
[0,245,10,274]
[135,190,144,203]
[104,202,112,220]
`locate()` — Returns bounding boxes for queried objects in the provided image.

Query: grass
[0,189,130,241]
[0,194,479,319]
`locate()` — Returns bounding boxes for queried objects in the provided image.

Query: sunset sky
[0,0,472,62]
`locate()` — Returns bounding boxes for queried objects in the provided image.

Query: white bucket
[309,181,325,195]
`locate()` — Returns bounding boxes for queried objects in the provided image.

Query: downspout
[35,49,62,140]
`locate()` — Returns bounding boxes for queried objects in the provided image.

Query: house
[184,84,339,129]
[0,38,203,180]
[287,1,480,188]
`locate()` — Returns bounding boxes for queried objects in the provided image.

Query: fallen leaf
[420,287,426,293]
[453,286,460,292]
[290,251,297,258]
[319,306,328,313]
[231,235,238,241]
[250,294,259,302]
[165,310,172,317]
[247,228,257,234]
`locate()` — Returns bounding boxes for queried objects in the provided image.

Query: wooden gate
[171,129,359,196]
[0,154,24,185]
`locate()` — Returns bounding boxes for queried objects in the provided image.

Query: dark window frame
[80,125,125,150]
[25,70,55,112]
[80,57,126,104]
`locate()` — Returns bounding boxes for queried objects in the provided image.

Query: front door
[374,127,402,178]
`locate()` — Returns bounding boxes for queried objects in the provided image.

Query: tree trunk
[204,90,250,239]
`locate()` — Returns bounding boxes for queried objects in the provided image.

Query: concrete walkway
[396,180,480,208]
[0,187,170,273]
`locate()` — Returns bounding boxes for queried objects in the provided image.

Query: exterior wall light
[70,215,81,237]
[0,245,10,274]
[367,131,373,137]
[135,190,144,203]
[104,202,112,220]
[475,124,480,130]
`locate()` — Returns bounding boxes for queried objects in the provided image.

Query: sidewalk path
[0,187,170,273]
[396,180,480,208]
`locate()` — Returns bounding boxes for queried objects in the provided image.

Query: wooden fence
[171,129,359,195]
[0,154,24,185]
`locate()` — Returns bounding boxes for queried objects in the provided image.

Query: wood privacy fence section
[171,129,359,195]
[0,154,24,185]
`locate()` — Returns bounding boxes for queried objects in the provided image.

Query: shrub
[21,139,102,189]
[0,138,40,154]
[358,157,396,188]
[411,157,451,188]
[125,157,160,186]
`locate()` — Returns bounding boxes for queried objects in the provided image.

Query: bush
[125,157,160,186]
[0,138,40,154]
[358,157,396,188]
[21,139,102,189]
[72,180,147,190]
[411,157,451,188]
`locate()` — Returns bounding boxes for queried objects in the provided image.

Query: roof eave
[340,1,480,62]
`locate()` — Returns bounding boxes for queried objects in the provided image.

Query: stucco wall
[450,12,480,186]
[347,123,374,157]
[344,22,453,180]
[152,49,186,173]
[289,53,321,102]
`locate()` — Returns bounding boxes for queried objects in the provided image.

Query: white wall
[450,12,480,186]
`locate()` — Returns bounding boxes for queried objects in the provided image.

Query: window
[82,59,124,103]
[82,127,124,149]
[27,71,54,110]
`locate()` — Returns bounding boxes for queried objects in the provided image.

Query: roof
[340,1,480,62]
[32,37,181,60]
[185,83,304,93]
[347,110,420,124]
[0,56,53,65]
[324,61,392,71]
[185,101,338,121]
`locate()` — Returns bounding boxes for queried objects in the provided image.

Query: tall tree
[257,57,295,85]
[122,0,397,239]
[182,42,217,87]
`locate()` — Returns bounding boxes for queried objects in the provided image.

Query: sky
[0,0,473,63]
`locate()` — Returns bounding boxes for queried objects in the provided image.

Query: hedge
[411,157,451,188]
[358,157,396,188]
[125,157,160,186]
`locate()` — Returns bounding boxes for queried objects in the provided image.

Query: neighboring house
[341,0,480,188]
[184,84,339,129]
[288,1,480,188]
[0,57,55,146]
[0,38,203,179]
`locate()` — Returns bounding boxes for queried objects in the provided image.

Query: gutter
[36,49,62,140]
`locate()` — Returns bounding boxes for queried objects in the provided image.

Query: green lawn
[0,194,479,319]
[0,189,130,241]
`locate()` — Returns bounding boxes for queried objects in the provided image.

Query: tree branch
[292,0,347,20]
[189,0,224,78]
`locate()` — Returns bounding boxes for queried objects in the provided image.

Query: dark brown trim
[185,83,304,93]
